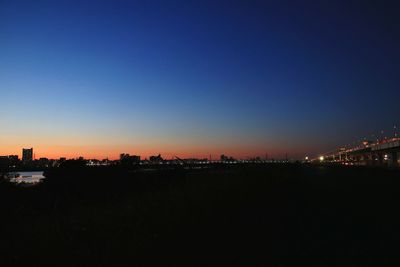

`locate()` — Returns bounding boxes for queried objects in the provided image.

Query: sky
[1,0,400,160]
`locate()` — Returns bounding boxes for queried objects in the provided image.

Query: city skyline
[2,146,280,161]
[1,1,400,159]
[3,123,399,161]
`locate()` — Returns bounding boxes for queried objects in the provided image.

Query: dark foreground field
[0,164,399,266]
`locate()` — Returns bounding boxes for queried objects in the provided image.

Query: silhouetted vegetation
[0,164,399,266]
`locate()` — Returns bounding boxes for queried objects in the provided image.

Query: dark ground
[0,164,399,266]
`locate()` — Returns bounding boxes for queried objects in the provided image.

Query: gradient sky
[1,0,400,159]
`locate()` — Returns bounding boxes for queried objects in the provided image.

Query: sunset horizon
[2,1,399,160]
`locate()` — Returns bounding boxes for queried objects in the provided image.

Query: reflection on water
[10,171,45,184]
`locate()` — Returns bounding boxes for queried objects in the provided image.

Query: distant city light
[319,156,324,161]
[305,156,309,160]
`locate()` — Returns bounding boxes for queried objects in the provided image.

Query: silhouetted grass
[0,164,399,266]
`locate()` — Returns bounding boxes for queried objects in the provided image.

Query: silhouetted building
[8,155,18,161]
[22,148,33,162]
[0,156,10,170]
[101,159,110,166]
[149,154,163,163]
[8,155,19,167]
[220,154,235,162]
[120,153,140,165]
[38,157,50,168]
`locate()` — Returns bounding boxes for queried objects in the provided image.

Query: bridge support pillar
[390,152,399,167]
[378,154,384,165]
[365,154,373,166]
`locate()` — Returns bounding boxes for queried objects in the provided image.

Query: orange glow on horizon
[0,133,313,160]
[0,144,308,160]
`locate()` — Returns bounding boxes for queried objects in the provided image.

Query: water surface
[10,171,45,184]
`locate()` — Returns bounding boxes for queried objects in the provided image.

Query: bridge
[321,138,400,167]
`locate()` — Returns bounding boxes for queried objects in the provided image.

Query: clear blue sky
[1,0,399,159]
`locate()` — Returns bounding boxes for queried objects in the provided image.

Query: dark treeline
[0,164,400,266]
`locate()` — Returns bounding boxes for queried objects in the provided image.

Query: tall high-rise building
[22,148,33,162]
